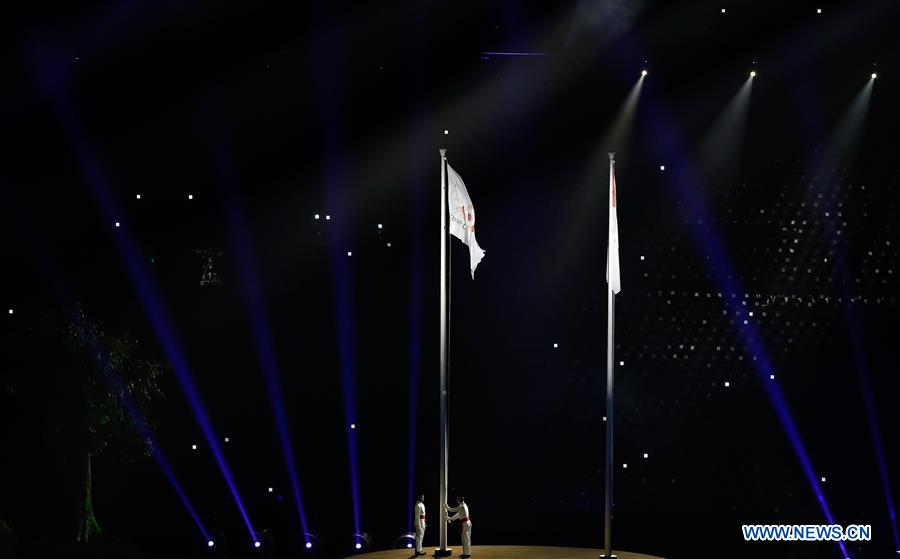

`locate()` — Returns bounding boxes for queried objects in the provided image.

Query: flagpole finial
[440,148,447,158]
[608,152,615,161]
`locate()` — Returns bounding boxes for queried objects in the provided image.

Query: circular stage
[350,545,665,559]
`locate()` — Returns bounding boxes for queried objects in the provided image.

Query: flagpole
[602,152,617,559]
[437,148,452,556]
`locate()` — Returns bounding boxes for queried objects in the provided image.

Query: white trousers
[460,522,472,555]
[415,526,425,552]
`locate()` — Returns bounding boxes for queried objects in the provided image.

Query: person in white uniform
[414,494,427,556]
[446,496,472,558]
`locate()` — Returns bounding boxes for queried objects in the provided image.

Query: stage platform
[350,545,665,559]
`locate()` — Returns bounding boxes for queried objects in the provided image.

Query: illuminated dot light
[8,308,13,315]
[724,381,730,387]
[643,453,649,459]
[622,463,628,469]
[817,8,822,13]
[355,543,362,549]
[350,423,356,429]
[444,130,449,135]
[315,214,320,219]
[326,215,331,220]
[255,541,262,548]
[377,223,383,229]
[641,69,648,76]
[659,165,666,171]
[224,436,230,443]
[721,8,726,13]
[407,543,413,548]
[115,222,120,228]
[770,374,775,380]
[191,444,197,450]
[553,342,558,348]
[136,194,141,199]
[188,194,193,200]
[268,487,274,493]
[208,540,215,547]
[750,71,756,77]
[347,251,353,256]
[821,476,826,483]
[871,73,877,79]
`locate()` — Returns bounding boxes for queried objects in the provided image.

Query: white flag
[447,164,486,278]
[607,163,621,294]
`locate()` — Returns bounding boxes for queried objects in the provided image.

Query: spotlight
[871,73,877,79]
[208,540,215,548]
[352,533,371,553]
[641,69,648,77]
[393,532,417,549]
[750,71,756,78]
[770,374,775,380]
[304,533,321,551]
[350,423,356,430]
[821,477,827,483]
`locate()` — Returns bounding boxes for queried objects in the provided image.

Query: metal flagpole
[437,148,452,556]
[602,152,617,559]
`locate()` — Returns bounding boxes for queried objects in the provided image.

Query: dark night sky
[3,1,900,558]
